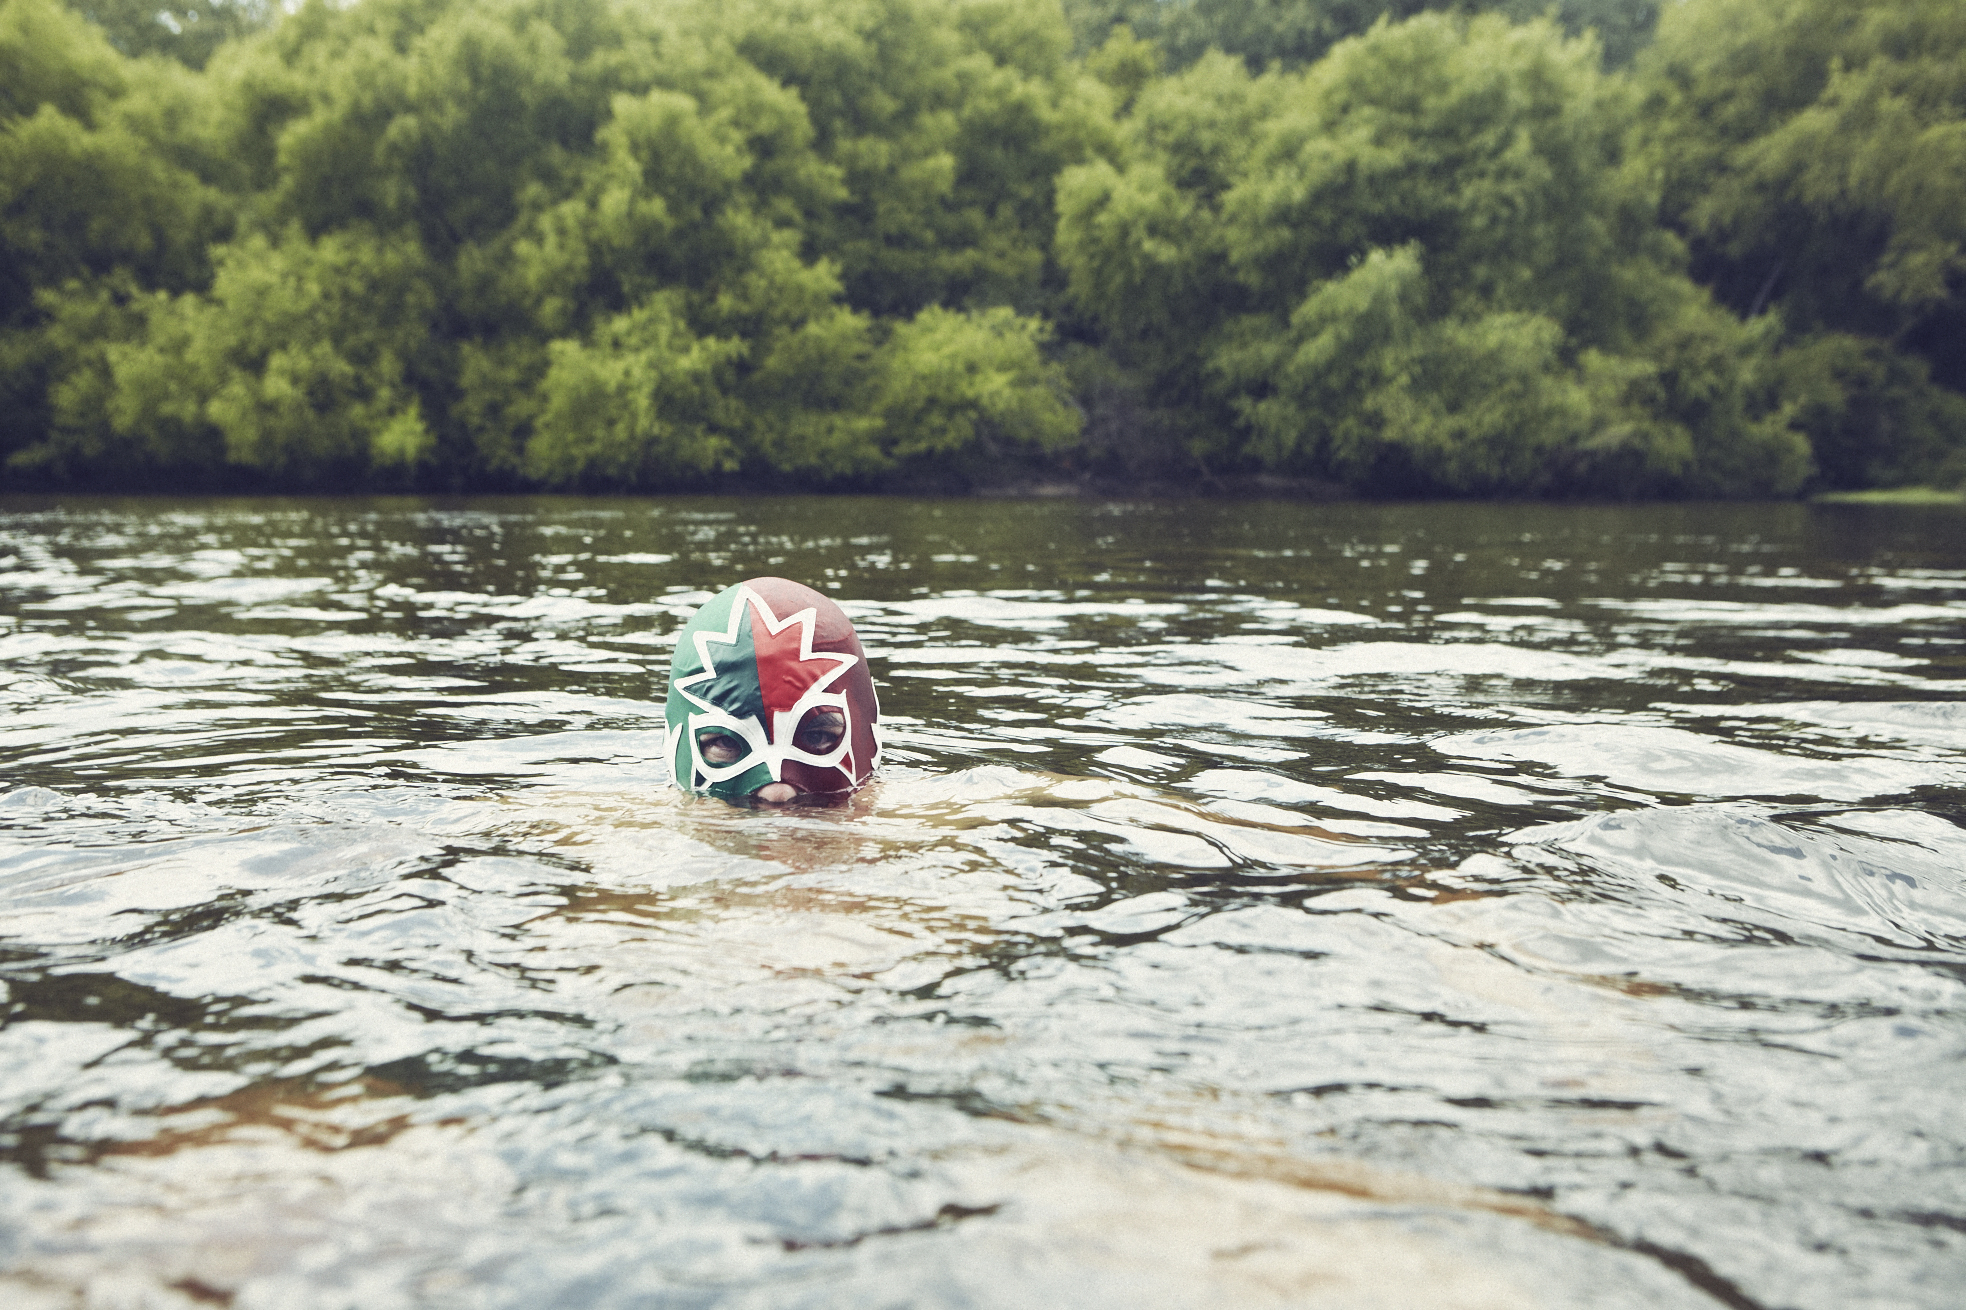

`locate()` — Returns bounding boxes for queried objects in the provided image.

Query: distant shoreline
[4,479,1960,505]
[1808,486,1966,506]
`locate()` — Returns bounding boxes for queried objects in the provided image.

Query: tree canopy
[1642,0,1966,487]
[1,0,1959,496]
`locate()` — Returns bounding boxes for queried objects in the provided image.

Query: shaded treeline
[2,0,1961,495]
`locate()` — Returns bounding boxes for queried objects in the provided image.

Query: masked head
[665,577,880,804]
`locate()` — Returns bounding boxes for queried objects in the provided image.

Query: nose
[752,781,800,804]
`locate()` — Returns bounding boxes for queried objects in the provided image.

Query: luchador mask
[665,577,880,803]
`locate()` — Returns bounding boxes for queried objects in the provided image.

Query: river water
[0,495,1961,1309]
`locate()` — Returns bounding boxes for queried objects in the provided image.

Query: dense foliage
[1,0,1959,494]
[1061,0,1662,72]
[1643,0,1966,490]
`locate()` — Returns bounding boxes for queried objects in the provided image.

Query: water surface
[2,495,1963,1309]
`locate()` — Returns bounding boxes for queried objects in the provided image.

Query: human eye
[792,708,845,754]
[695,728,749,765]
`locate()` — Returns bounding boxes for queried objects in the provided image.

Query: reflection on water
[2,496,1962,1308]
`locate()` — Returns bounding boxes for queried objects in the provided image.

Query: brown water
[1,495,1962,1309]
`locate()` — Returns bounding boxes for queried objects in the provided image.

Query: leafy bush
[1059,14,1812,496]
[1,0,1956,495]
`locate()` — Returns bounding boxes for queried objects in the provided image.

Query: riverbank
[6,469,1961,503]
[1811,485,1966,505]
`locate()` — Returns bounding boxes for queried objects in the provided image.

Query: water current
[1,495,1962,1309]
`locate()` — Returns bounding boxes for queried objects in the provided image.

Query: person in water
[665,577,880,805]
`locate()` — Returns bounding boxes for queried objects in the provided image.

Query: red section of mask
[735,576,877,789]
[746,592,847,729]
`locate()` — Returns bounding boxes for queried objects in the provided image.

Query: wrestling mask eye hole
[792,707,846,755]
[695,728,749,766]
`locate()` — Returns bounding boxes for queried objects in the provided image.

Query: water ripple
[1,496,1961,1308]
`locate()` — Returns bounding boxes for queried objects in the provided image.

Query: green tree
[1768,333,1966,490]
[1060,13,1808,495]
[27,224,436,482]
[1063,0,1662,69]
[64,0,271,68]
[495,0,1093,486]
[1646,0,1966,345]
[15,0,1086,489]
[1,0,229,472]
[702,0,1113,318]
[1643,0,1966,484]
[870,304,1079,468]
